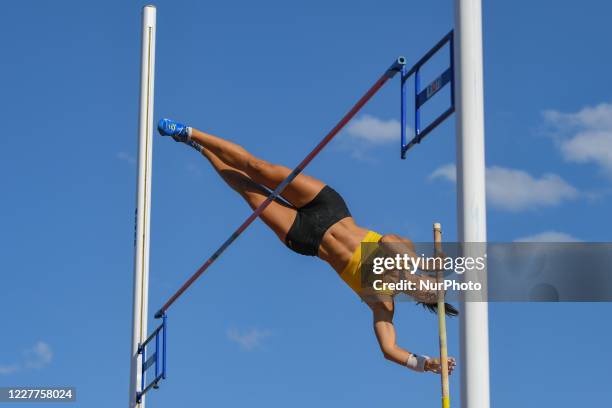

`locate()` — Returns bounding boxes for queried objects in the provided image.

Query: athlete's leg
[190,128,325,208]
[197,146,297,242]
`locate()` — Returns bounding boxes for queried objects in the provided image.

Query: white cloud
[429,163,456,182]
[559,130,612,171]
[543,103,612,174]
[514,231,581,242]
[543,103,612,130]
[486,166,578,211]
[24,342,53,369]
[430,164,578,211]
[0,341,53,375]
[116,151,136,165]
[0,364,20,375]
[345,114,401,144]
[227,328,272,351]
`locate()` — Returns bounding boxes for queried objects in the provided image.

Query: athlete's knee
[220,169,251,191]
[246,156,273,175]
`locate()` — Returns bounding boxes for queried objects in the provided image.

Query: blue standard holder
[401,31,455,159]
[136,313,167,403]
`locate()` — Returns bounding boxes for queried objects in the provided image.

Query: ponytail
[416,302,459,317]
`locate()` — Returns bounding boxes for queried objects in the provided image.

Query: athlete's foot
[157,118,191,142]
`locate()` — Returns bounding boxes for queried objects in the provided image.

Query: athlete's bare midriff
[317,217,370,274]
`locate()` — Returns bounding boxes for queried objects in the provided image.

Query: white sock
[187,140,202,153]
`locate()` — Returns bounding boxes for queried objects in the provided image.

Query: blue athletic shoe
[157,118,190,142]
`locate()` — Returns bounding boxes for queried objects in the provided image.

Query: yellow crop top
[339,230,383,296]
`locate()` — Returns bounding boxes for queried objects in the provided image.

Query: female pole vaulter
[158,118,457,376]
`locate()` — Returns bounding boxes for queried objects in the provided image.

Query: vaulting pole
[434,223,450,408]
[129,5,156,408]
[454,1,490,407]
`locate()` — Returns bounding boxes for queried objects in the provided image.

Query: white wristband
[406,354,429,372]
[186,127,193,140]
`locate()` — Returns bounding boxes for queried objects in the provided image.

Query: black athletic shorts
[285,185,351,256]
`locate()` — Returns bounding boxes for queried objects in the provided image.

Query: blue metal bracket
[401,30,455,159]
[136,313,167,403]
[386,56,407,78]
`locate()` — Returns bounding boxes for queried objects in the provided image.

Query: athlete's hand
[425,356,456,375]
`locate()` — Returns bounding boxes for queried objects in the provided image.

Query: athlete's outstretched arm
[370,301,412,366]
[368,301,456,374]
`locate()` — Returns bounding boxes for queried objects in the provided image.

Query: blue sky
[1,0,611,407]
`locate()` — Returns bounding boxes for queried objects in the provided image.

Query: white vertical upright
[454,0,490,408]
[129,5,156,408]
